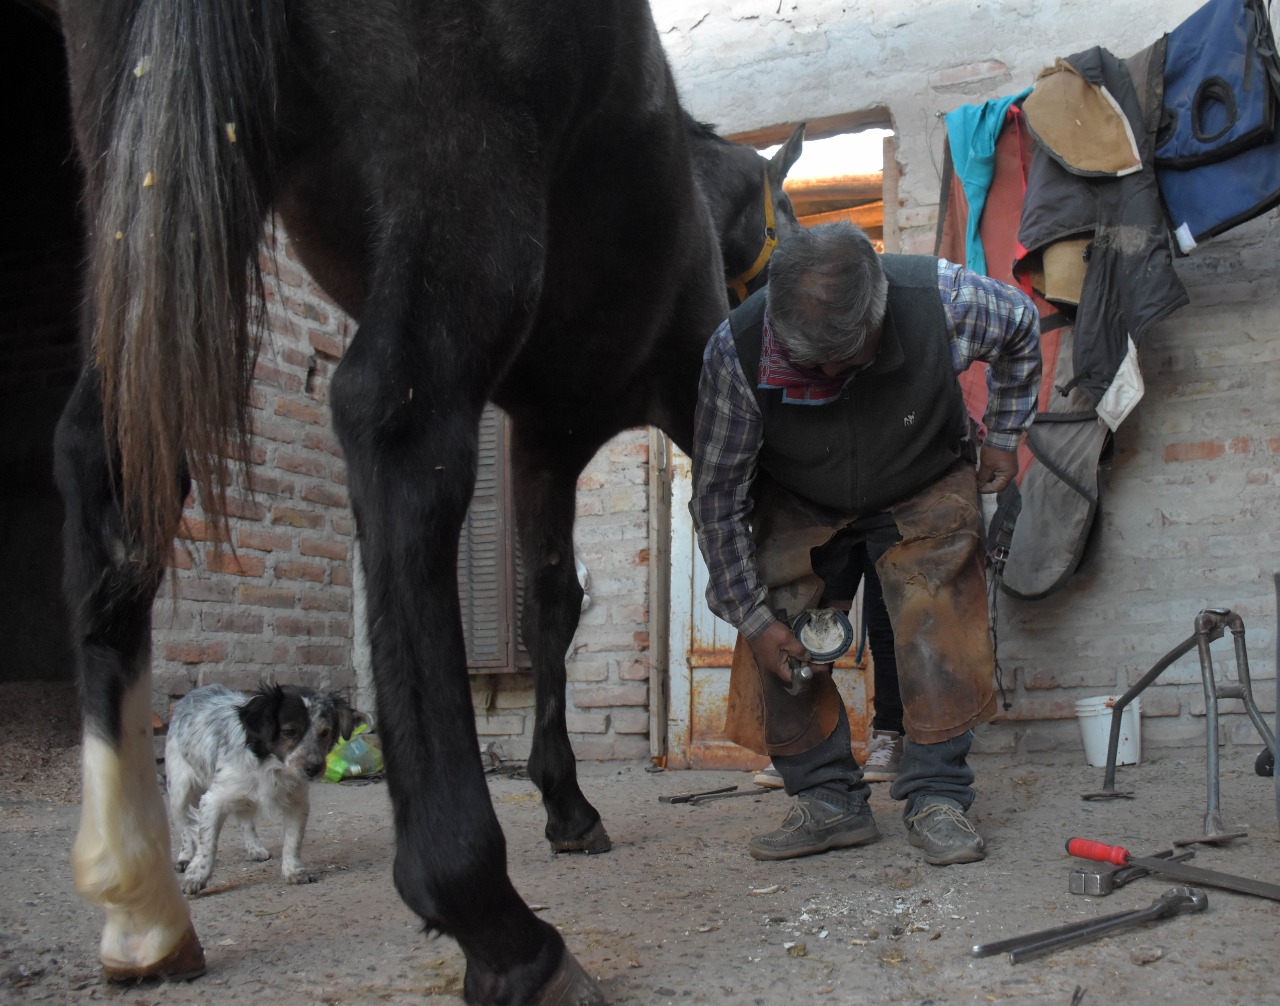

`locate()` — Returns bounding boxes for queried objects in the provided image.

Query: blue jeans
[889,729,976,818]
[772,704,871,811]
[775,715,975,818]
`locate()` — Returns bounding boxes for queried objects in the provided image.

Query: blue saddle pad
[1156,0,1280,167]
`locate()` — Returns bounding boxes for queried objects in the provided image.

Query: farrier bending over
[690,221,1040,866]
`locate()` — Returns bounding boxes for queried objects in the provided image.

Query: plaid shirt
[690,258,1041,640]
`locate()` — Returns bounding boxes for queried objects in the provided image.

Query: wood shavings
[133,56,150,78]
[142,171,154,188]
[225,122,237,143]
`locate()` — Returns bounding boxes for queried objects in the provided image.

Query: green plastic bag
[324,723,383,781]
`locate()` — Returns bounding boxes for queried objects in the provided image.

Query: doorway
[665,117,896,768]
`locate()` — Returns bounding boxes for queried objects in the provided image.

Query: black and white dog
[165,683,358,895]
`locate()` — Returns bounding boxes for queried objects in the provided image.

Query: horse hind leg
[54,367,205,981]
[329,207,602,1003]
[512,434,611,854]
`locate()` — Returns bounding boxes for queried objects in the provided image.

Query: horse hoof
[533,948,605,1006]
[102,924,207,983]
[549,819,611,855]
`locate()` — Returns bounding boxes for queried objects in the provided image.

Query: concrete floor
[2,750,1278,1005]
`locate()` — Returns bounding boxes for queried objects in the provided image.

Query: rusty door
[666,449,873,770]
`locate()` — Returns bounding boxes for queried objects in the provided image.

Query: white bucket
[1075,695,1141,768]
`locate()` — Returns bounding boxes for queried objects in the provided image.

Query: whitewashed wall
[656,0,1279,759]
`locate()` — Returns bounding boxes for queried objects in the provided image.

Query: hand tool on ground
[658,785,775,805]
[1068,847,1194,896]
[971,886,1207,964]
[687,786,775,805]
[1067,838,1280,901]
[659,785,737,804]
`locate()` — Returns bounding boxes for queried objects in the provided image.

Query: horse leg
[329,233,601,1006]
[512,435,611,854]
[53,367,204,981]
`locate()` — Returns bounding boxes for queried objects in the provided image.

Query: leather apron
[724,460,997,756]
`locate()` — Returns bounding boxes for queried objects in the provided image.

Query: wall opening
[733,108,896,250]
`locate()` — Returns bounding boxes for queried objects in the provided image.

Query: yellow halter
[726,170,779,305]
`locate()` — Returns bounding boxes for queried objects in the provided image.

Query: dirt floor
[2,684,1279,1005]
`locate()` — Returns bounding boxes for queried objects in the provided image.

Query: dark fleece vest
[731,254,966,516]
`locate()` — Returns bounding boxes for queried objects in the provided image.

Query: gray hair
[765,221,888,368]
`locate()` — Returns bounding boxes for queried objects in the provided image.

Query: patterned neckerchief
[757,310,847,405]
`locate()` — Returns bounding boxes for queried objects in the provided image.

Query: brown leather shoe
[906,796,985,866]
[749,793,879,861]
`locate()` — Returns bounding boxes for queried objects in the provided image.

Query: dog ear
[328,692,359,742]
[239,683,285,760]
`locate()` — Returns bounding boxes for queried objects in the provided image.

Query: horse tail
[78,0,286,563]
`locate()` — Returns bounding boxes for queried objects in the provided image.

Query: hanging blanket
[936,103,1111,600]
[1155,0,1280,252]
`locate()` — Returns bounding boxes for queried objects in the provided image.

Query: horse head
[688,117,805,306]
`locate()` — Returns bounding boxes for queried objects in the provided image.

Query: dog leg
[239,814,272,862]
[181,791,230,895]
[166,757,200,872]
[280,789,317,884]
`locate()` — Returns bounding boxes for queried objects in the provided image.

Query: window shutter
[458,406,510,668]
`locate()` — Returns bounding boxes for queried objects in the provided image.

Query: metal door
[666,448,873,769]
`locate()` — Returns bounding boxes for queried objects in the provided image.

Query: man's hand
[747,620,811,685]
[976,445,1019,495]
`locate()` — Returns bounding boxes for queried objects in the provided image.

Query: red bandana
[757,311,847,405]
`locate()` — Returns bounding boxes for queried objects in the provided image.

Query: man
[691,221,1039,866]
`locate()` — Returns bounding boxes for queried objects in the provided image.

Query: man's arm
[689,324,773,637]
[689,324,807,681]
[939,260,1042,492]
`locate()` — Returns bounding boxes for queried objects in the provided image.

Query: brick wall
[469,433,655,761]
[151,228,357,715]
[987,211,1280,756]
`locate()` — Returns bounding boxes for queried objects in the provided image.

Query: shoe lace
[864,732,898,767]
[910,801,977,836]
[780,798,814,833]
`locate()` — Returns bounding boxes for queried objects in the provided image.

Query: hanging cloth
[944,88,1033,276]
[1155,0,1280,251]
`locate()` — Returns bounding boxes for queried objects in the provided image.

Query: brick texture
[152,223,356,710]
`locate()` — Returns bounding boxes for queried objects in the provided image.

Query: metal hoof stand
[1082,607,1278,841]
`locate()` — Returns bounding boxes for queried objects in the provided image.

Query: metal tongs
[971,886,1207,964]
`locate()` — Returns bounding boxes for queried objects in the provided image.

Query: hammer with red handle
[1067,838,1280,902]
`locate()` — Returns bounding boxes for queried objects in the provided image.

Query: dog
[164,682,358,895]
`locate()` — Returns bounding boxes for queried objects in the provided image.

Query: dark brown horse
[53,0,800,1001]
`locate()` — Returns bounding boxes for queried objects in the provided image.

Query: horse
[53,0,801,1001]
[688,114,805,308]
